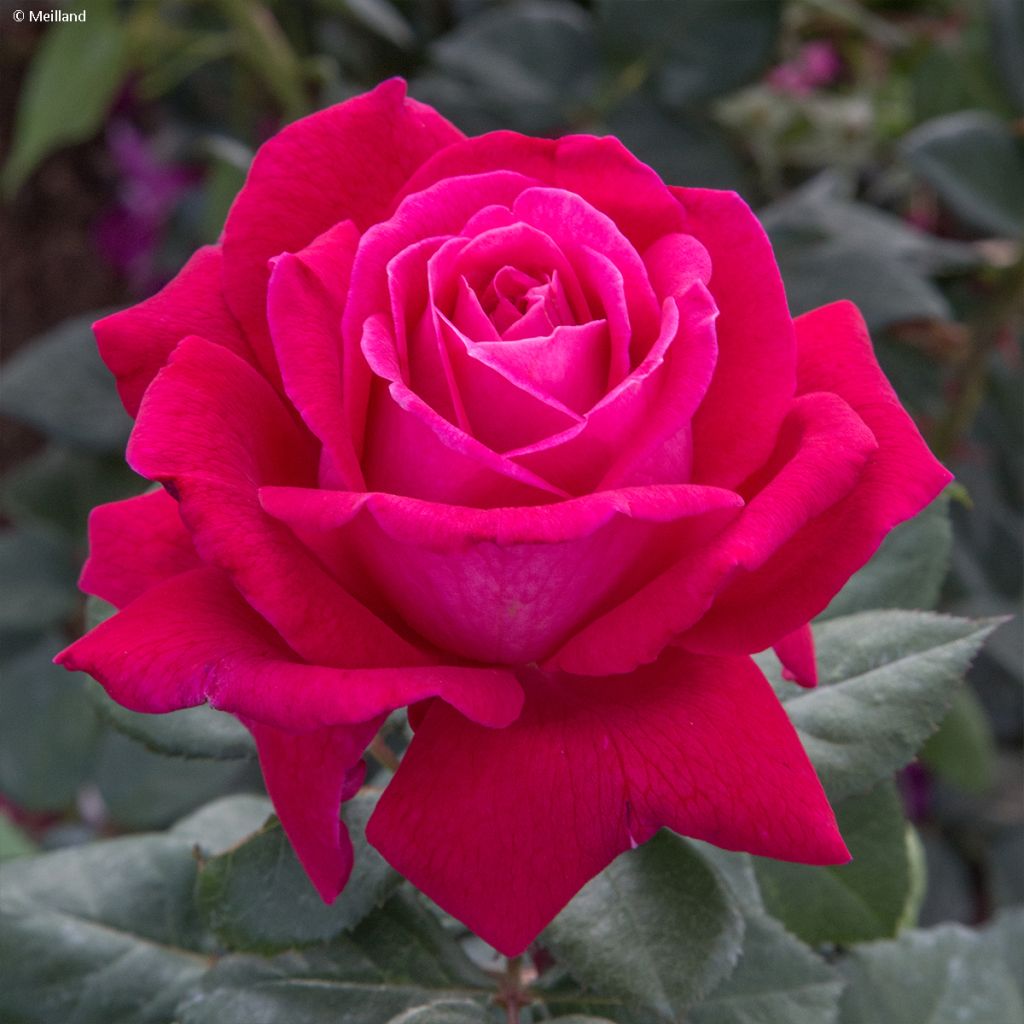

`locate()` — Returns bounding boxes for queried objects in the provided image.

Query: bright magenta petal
[398,131,688,251]
[552,391,877,675]
[774,623,817,688]
[267,221,365,489]
[261,483,742,664]
[675,188,797,489]
[245,716,379,902]
[368,650,848,955]
[680,302,953,657]
[79,489,201,608]
[94,246,252,417]
[57,567,523,730]
[222,79,462,376]
[128,336,424,669]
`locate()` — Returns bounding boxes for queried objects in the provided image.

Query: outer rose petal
[368,650,848,956]
[267,220,366,490]
[397,131,688,251]
[245,716,379,902]
[680,301,953,657]
[80,489,201,608]
[128,336,427,669]
[223,79,462,377]
[552,391,878,675]
[94,246,252,417]
[674,187,797,489]
[260,483,743,664]
[774,623,817,688]
[56,567,524,731]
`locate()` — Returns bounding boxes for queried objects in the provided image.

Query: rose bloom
[57,81,950,955]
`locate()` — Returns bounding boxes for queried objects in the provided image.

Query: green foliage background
[1,1,1021,1021]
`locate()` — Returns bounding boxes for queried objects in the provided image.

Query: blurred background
[1,0,1021,930]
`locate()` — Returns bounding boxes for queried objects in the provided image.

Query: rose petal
[57,566,524,730]
[774,624,817,688]
[223,79,462,378]
[679,301,953,656]
[643,231,712,299]
[94,246,252,417]
[128,335,425,668]
[267,220,365,489]
[361,314,568,505]
[398,131,688,252]
[552,390,878,675]
[344,170,541,451]
[368,649,848,955]
[674,187,797,489]
[513,186,661,361]
[511,283,718,494]
[260,483,742,665]
[245,716,379,902]
[80,489,201,608]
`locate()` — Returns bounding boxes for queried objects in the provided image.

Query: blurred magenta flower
[767,41,843,97]
[93,120,196,292]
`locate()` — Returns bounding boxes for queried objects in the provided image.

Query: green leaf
[0,834,208,1024]
[0,528,78,638]
[762,172,979,278]
[86,677,256,762]
[171,794,274,857]
[754,782,914,947]
[340,0,416,50]
[543,831,745,1018]
[198,793,400,951]
[175,941,487,1024]
[774,236,953,329]
[837,922,1024,1023]
[762,173,979,330]
[0,814,38,862]
[0,312,132,453]
[384,1002,490,1024]
[3,3,127,196]
[690,913,843,1024]
[94,729,258,831]
[990,0,1024,113]
[920,685,997,792]
[351,888,493,991]
[0,635,103,811]
[427,1,599,133]
[902,111,1024,238]
[773,612,999,801]
[596,0,783,107]
[0,446,141,539]
[604,99,747,191]
[821,492,953,619]
[979,908,1024,1003]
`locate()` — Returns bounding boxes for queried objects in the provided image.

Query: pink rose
[57,80,950,955]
